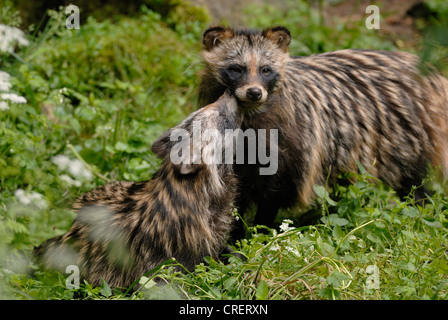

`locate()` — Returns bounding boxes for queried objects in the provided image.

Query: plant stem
[67,143,111,182]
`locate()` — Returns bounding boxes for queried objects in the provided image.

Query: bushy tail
[426,73,448,181]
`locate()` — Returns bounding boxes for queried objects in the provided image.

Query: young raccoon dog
[198,26,448,237]
[34,91,242,289]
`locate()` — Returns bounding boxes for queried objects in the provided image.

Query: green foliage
[0,5,204,298]
[129,170,448,301]
[417,1,448,75]
[0,0,22,27]
[243,0,396,56]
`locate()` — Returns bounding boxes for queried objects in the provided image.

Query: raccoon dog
[198,26,448,237]
[34,91,242,289]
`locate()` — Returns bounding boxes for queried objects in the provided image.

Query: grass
[1,1,448,300]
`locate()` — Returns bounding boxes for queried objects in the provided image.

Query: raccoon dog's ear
[151,130,171,159]
[262,26,291,53]
[152,129,204,175]
[203,26,234,50]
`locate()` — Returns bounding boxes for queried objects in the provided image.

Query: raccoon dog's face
[151,91,240,175]
[201,26,291,110]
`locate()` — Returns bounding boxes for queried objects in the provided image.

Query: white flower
[15,188,30,205]
[52,155,71,170]
[59,174,82,187]
[29,192,48,209]
[0,24,29,54]
[68,159,92,180]
[0,101,9,111]
[53,155,92,181]
[0,71,12,92]
[285,245,300,257]
[15,188,47,209]
[1,93,26,104]
[58,87,68,103]
[68,159,84,176]
[59,87,68,94]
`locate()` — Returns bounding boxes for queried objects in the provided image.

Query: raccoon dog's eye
[228,65,244,75]
[260,66,272,75]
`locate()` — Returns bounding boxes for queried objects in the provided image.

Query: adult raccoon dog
[198,26,448,237]
[34,91,242,289]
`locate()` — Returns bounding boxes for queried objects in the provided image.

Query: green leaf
[100,279,112,297]
[223,276,238,292]
[314,185,327,199]
[356,161,366,174]
[402,207,419,218]
[68,118,81,135]
[421,217,442,228]
[322,214,349,227]
[332,224,344,240]
[326,197,338,206]
[330,215,349,227]
[366,232,383,245]
[433,260,448,275]
[139,276,157,289]
[317,237,335,256]
[313,185,337,206]
[326,270,349,288]
[114,141,130,152]
[128,158,151,172]
[319,286,341,300]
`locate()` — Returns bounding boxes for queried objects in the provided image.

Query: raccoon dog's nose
[246,87,262,101]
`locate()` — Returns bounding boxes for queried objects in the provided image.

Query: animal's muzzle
[246,87,263,101]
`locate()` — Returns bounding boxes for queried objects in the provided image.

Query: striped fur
[198,26,448,233]
[34,92,242,289]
